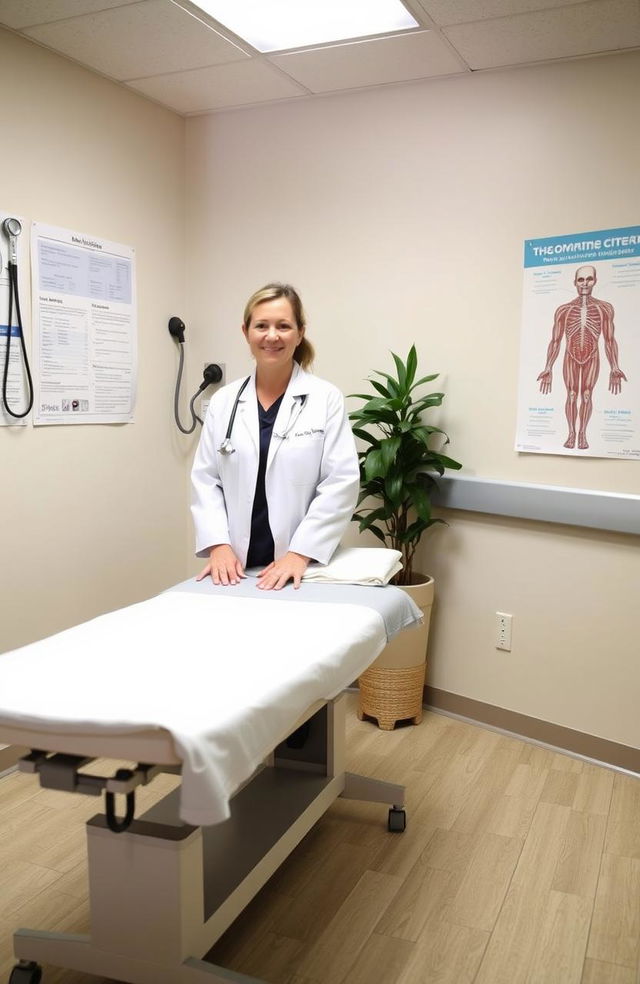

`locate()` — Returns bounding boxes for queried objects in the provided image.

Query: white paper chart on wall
[30,222,137,426]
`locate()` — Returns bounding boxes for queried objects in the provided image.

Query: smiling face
[242,297,303,371]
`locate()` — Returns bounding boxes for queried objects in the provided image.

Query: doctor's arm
[191,403,245,585]
[288,388,360,565]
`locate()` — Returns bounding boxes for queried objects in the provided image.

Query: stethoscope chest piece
[217,375,251,456]
[218,438,235,455]
[216,376,308,456]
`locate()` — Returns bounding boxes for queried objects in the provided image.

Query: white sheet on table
[0,592,387,825]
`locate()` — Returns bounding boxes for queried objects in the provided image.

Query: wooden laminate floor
[0,695,638,984]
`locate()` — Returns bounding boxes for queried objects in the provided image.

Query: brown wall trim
[425,687,640,775]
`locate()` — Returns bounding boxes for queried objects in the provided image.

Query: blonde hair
[243,283,315,370]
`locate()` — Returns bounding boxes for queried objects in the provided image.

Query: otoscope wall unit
[168,316,223,434]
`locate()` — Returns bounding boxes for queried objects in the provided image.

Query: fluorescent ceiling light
[190,0,419,53]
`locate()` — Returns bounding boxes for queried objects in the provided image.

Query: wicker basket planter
[357,576,434,731]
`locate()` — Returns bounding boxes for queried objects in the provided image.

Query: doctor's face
[243,297,303,370]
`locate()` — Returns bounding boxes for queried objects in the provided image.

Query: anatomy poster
[516,225,640,459]
[31,222,137,425]
[0,210,30,426]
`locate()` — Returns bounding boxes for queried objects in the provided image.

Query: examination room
[0,1,639,983]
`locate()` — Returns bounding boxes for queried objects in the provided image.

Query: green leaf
[411,484,432,523]
[385,472,404,505]
[351,427,378,446]
[391,351,407,392]
[437,454,463,470]
[351,401,401,427]
[405,345,417,390]
[370,379,392,398]
[367,525,388,544]
[410,393,444,413]
[363,438,401,481]
[357,508,388,532]
[372,371,400,397]
[362,396,396,414]
[380,436,401,472]
[419,473,439,492]
[414,424,448,438]
[397,518,429,543]
[409,373,439,392]
[363,449,385,481]
[353,496,368,512]
[410,426,436,447]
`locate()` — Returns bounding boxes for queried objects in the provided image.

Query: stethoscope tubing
[218,375,306,455]
[2,260,34,419]
[222,375,251,450]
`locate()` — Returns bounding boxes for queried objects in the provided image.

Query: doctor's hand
[196,544,246,586]
[256,552,309,591]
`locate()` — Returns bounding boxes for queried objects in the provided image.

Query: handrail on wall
[431,475,640,536]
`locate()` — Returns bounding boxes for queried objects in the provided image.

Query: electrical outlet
[496,612,512,651]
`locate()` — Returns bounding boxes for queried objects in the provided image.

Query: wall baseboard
[425,687,639,775]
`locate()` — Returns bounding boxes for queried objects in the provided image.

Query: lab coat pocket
[281,433,324,486]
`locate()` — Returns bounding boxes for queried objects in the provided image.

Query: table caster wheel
[9,962,42,984]
[388,807,406,832]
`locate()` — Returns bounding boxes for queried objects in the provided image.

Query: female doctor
[191,283,359,590]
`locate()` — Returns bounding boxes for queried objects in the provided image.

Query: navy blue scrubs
[246,394,284,568]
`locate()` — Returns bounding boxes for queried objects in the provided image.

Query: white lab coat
[191,363,360,566]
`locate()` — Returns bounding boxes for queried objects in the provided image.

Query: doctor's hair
[243,283,315,370]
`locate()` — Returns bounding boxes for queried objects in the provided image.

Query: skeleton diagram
[537,265,626,449]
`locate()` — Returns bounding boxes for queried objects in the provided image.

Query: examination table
[0,578,421,984]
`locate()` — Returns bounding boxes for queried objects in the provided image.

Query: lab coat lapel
[237,373,259,454]
[266,364,309,473]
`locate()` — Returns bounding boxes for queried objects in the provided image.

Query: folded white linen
[0,592,388,827]
[302,547,403,586]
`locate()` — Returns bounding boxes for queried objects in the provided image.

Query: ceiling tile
[127,59,308,114]
[23,0,248,81]
[270,30,466,93]
[0,0,137,30]
[414,0,588,28]
[443,0,640,69]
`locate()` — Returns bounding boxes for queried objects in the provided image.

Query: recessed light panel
[189,0,419,52]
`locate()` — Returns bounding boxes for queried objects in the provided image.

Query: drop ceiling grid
[0,0,638,114]
[21,0,248,81]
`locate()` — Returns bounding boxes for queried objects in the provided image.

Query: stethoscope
[2,217,34,418]
[218,376,307,455]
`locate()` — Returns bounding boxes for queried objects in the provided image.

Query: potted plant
[348,344,462,730]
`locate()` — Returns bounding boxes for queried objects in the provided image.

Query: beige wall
[0,29,189,652]
[185,51,640,748]
[1,27,636,750]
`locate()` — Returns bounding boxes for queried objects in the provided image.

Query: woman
[191,283,359,590]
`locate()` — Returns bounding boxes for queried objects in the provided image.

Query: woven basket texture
[357,662,426,731]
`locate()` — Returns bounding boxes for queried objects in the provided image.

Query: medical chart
[31,223,137,425]
[516,224,640,459]
[0,210,30,426]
